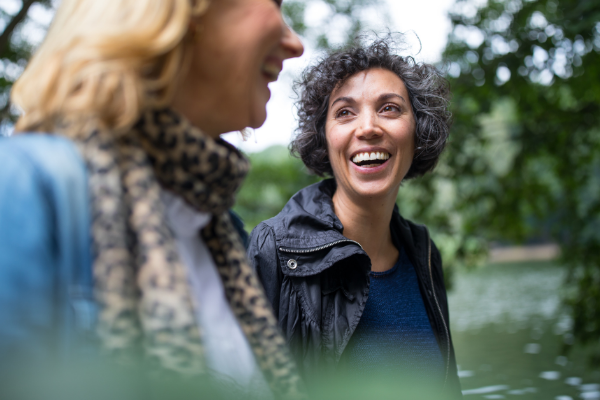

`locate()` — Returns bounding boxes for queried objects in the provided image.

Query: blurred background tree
[234,146,321,229]
[0,0,52,133]
[437,0,600,359]
[282,0,385,49]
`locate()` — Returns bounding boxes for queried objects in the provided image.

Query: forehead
[329,68,408,103]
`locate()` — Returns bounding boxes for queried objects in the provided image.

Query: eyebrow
[379,93,407,103]
[330,96,355,108]
[330,93,407,108]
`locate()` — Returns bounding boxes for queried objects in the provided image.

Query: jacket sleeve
[0,145,59,362]
[247,222,283,320]
[430,239,463,399]
[430,239,450,322]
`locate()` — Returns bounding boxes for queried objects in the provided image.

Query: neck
[135,109,249,214]
[332,187,399,272]
[171,101,223,139]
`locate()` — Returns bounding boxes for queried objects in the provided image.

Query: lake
[450,261,600,400]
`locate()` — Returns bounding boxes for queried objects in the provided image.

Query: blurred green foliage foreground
[235,0,600,363]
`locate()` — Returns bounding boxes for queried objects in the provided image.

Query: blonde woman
[0,0,303,398]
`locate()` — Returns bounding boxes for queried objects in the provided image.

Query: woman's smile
[261,56,283,83]
[350,148,392,173]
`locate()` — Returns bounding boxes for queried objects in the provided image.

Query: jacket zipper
[426,229,450,387]
[279,239,363,254]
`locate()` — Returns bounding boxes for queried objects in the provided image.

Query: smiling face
[172,0,304,137]
[325,68,416,203]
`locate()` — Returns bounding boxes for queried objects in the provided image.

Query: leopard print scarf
[74,109,304,398]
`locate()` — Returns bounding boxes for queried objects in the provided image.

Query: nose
[356,111,382,140]
[281,23,304,59]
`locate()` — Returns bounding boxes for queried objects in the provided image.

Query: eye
[336,109,352,118]
[381,104,400,113]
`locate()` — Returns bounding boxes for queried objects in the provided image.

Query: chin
[352,178,400,199]
[248,109,268,129]
[352,185,392,199]
[248,88,271,128]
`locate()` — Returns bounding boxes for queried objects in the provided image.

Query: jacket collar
[273,178,428,264]
[272,179,368,279]
[282,179,342,231]
[272,179,344,247]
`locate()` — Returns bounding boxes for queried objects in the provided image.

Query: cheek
[404,131,416,154]
[245,9,282,57]
[400,129,416,170]
[408,127,417,154]
[324,119,348,149]
[325,127,344,160]
[324,126,340,170]
[326,133,351,180]
[397,120,416,152]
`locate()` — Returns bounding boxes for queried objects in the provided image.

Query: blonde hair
[12,0,210,134]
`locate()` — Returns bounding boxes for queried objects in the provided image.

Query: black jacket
[248,180,462,398]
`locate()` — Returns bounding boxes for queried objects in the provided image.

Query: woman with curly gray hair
[247,38,462,398]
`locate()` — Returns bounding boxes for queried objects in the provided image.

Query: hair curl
[290,37,451,180]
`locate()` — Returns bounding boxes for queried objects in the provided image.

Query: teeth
[262,64,281,80]
[352,152,390,164]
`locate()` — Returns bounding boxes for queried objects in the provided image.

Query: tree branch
[0,0,38,57]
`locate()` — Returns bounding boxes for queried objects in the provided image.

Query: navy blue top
[341,246,444,377]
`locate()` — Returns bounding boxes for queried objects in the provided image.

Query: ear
[187,0,211,39]
[191,0,211,16]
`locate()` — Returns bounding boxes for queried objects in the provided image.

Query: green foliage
[234,146,321,230]
[0,0,53,131]
[437,0,600,357]
[282,0,388,50]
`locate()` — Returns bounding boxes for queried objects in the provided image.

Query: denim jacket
[0,134,251,367]
[0,135,97,364]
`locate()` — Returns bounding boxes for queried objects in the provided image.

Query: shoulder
[0,134,85,185]
[0,135,95,359]
[247,223,280,283]
[0,134,89,251]
[257,179,341,240]
[391,208,430,250]
[248,221,277,252]
[391,209,444,272]
[248,222,280,273]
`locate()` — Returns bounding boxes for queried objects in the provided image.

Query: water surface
[449,261,600,400]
